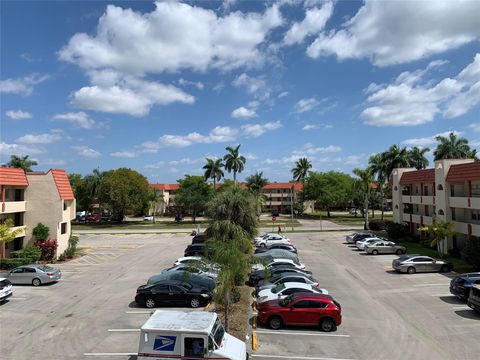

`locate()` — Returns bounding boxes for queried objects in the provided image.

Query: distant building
[0,168,76,258]
[149,183,180,215]
[391,159,480,252]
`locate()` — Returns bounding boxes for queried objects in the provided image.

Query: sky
[1,0,479,184]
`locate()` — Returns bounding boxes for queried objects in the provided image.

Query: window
[450,185,455,197]
[451,208,456,221]
[394,186,398,191]
[184,338,205,356]
[292,300,310,308]
[309,300,327,308]
[153,285,169,293]
[11,268,24,274]
[473,184,480,196]
[61,222,67,234]
[424,186,428,196]
[63,201,67,211]
[425,206,429,217]
[472,211,480,221]
[438,209,445,216]
[169,285,183,294]
[437,184,443,191]
[25,267,36,273]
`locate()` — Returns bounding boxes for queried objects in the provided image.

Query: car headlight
[200,293,210,298]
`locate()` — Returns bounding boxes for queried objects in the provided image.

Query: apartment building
[149,183,180,215]
[262,182,314,214]
[0,168,76,258]
[391,159,480,252]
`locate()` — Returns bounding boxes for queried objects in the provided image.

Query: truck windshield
[212,319,225,347]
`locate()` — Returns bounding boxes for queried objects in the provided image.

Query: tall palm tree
[7,155,37,172]
[384,145,410,175]
[353,168,374,230]
[434,132,475,160]
[148,188,164,223]
[368,153,388,220]
[408,147,430,170]
[223,144,246,186]
[84,168,106,210]
[291,158,312,183]
[203,158,224,190]
[246,172,268,218]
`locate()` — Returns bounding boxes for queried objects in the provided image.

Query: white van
[138,310,248,360]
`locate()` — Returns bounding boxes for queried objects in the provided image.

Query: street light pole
[290,185,294,232]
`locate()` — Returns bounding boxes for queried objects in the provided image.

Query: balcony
[401,195,434,205]
[402,213,433,225]
[453,221,480,237]
[1,201,27,214]
[9,225,26,238]
[450,197,480,209]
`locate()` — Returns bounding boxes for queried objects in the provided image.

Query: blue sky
[1,0,479,183]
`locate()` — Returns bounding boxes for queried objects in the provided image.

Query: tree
[420,219,456,257]
[148,188,164,223]
[0,219,23,259]
[7,155,37,172]
[303,171,355,217]
[68,173,90,212]
[434,132,477,160]
[203,158,224,191]
[353,168,374,230]
[98,168,150,222]
[384,145,410,176]
[246,172,268,218]
[462,237,480,271]
[291,158,312,183]
[223,144,246,185]
[84,168,106,207]
[408,146,430,170]
[369,153,388,220]
[175,176,213,223]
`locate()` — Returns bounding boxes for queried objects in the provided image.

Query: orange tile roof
[262,182,303,192]
[446,162,480,182]
[0,168,29,186]
[50,169,75,200]
[399,169,435,185]
[150,183,180,191]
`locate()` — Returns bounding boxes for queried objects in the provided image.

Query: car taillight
[47,273,55,276]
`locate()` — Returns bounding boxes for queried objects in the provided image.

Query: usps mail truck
[137,310,248,360]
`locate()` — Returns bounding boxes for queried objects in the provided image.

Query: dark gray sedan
[7,264,61,286]
[392,255,452,274]
[365,241,406,255]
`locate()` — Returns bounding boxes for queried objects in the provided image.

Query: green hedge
[0,257,34,270]
[11,244,42,262]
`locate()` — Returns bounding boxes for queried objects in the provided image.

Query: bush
[35,239,58,261]
[234,272,245,286]
[230,287,241,303]
[385,221,409,240]
[11,244,42,262]
[369,220,386,231]
[65,235,79,258]
[32,223,50,241]
[462,236,480,271]
[0,257,32,270]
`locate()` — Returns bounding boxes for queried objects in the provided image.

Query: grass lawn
[301,211,393,226]
[72,220,210,230]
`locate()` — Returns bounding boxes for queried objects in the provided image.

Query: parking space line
[255,330,350,337]
[9,297,26,300]
[84,353,137,356]
[431,294,452,297]
[250,354,356,360]
[125,310,152,314]
[452,306,471,310]
[107,328,140,332]
[413,283,448,287]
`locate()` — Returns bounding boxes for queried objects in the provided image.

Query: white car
[173,257,220,271]
[143,215,154,221]
[0,278,13,302]
[257,282,328,303]
[161,264,218,280]
[255,234,290,248]
[356,237,383,250]
[251,258,305,272]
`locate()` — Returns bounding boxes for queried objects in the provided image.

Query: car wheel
[320,318,336,332]
[407,266,416,274]
[32,278,41,287]
[441,265,449,273]
[268,316,282,330]
[396,249,404,255]
[260,243,266,248]
[145,298,156,308]
[190,298,200,308]
[372,250,379,255]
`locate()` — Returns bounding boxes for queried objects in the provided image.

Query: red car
[257,292,342,332]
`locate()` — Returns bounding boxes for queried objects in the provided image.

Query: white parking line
[84,353,137,356]
[413,283,448,287]
[107,328,140,332]
[431,294,453,297]
[255,330,350,337]
[9,297,26,300]
[125,310,152,314]
[250,355,356,360]
[452,306,471,310]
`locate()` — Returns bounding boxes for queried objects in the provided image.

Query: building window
[451,208,455,221]
[395,205,399,209]
[450,185,455,197]
[424,186,428,196]
[438,209,445,216]
[61,222,67,234]
[472,211,480,221]
[63,201,67,211]
[437,184,443,191]
[473,184,480,197]
[425,206,429,217]
[394,186,398,191]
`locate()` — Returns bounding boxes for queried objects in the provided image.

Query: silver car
[6,264,62,286]
[392,255,452,274]
[365,241,406,255]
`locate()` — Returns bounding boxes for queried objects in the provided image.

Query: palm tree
[7,155,37,172]
[408,147,430,170]
[419,219,456,257]
[84,168,106,212]
[203,158,224,190]
[384,145,410,176]
[0,219,23,259]
[291,158,312,183]
[353,168,374,230]
[223,144,246,186]
[148,188,164,223]
[368,153,388,220]
[246,172,268,218]
[434,132,476,160]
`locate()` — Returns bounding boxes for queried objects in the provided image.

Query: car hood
[215,333,246,360]
[258,299,283,310]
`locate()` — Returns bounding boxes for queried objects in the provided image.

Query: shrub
[230,287,241,303]
[385,221,409,240]
[11,244,42,262]
[32,223,50,241]
[0,257,32,270]
[462,236,480,271]
[369,220,386,231]
[35,239,58,261]
[65,235,79,258]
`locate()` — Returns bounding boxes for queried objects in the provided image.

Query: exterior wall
[391,168,416,224]
[1,186,27,256]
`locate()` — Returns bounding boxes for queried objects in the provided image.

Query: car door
[374,242,385,253]
[8,267,26,284]
[168,285,186,305]
[307,300,328,325]
[286,299,310,325]
[24,267,37,283]
[413,257,431,272]
[151,284,170,305]
[385,242,397,254]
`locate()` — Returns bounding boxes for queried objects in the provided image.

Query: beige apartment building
[149,183,180,215]
[391,159,480,253]
[0,168,76,258]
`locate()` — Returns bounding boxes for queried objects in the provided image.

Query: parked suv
[450,273,480,300]
[258,292,342,332]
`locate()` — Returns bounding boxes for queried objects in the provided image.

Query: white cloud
[16,130,64,144]
[362,53,480,126]
[52,111,96,129]
[231,106,257,119]
[231,73,269,99]
[306,0,480,66]
[144,161,165,169]
[295,97,319,113]
[178,78,204,90]
[5,110,32,120]
[241,121,282,137]
[469,123,480,133]
[169,158,201,166]
[110,151,139,158]
[284,1,333,45]
[293,143,342,155]
[39,158,66,166]
[243,152,257,160]
[402,130,462,147]
[0,74,49,95]
[278,91,289,98]
[19,53,41,63]
[0,142,44,156]
[302,124,318,131]
[59,2,282,75]
[72,146,101,159]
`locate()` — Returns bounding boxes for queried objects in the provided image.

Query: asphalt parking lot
[1,232,479,360]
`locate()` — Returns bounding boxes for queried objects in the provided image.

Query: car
[173,257,219,272]
[271,210,279,217]
[110,213,124,222]
[256,275,320,293]
[350,233,376,244]
[255,244,297,254]
[248,267,313,286]
[356,237,384,250]
[6,264,61,286]
[143,215,154,221]
[161,264,218,280]
[255,234,290,248]
[147,271,215,292]
[467,285,480,313]
[101,213,112,222]
[392,255,453,274]
[87,213,101,222]
[364,240,406,255]
[253,249,300,263]
[346,232,360,243]
[257,293,342,331]
[191,234,206,244]
[184,244,211,257]
[257,282,328,303]
[0,278,13,302]
[135,280,212,309]
[348,208,357,215]
[450,272,480,300]
[252,258,305,272]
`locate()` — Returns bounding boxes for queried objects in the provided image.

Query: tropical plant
[7,154,37,172]
[408,146,430,170]
[462,236,480,271]
[353,168,374,230]
[148,188,164,223]
[368,153,388,220]
[246,172,268,218]
[433,132,477,160]
[175,176,213,223]
[223,144,246,185]
[384,145,410,175]
[0,219,23,259]
[419,219,456,257]
[203,158,224,190]
[32,223,49,241]
[84,168,106,207]
[291,158,312,183]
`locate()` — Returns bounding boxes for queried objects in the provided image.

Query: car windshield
[212,319,225,347]
[0,279,12,287]
[272,283,286,294]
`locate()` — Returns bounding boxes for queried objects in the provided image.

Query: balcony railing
[450,197,480,209]
[401,195,434,205]
[453,221,480,237]
[9,225,26,238]
[402,213,433,225]
[1,201,27,214]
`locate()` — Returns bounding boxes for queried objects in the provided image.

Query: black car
[255,244,297,254]
[135,280,212,309]
[248,266,313,285]
[184,244,206,257]
[191,235,206,244]
[450,272,480,300]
